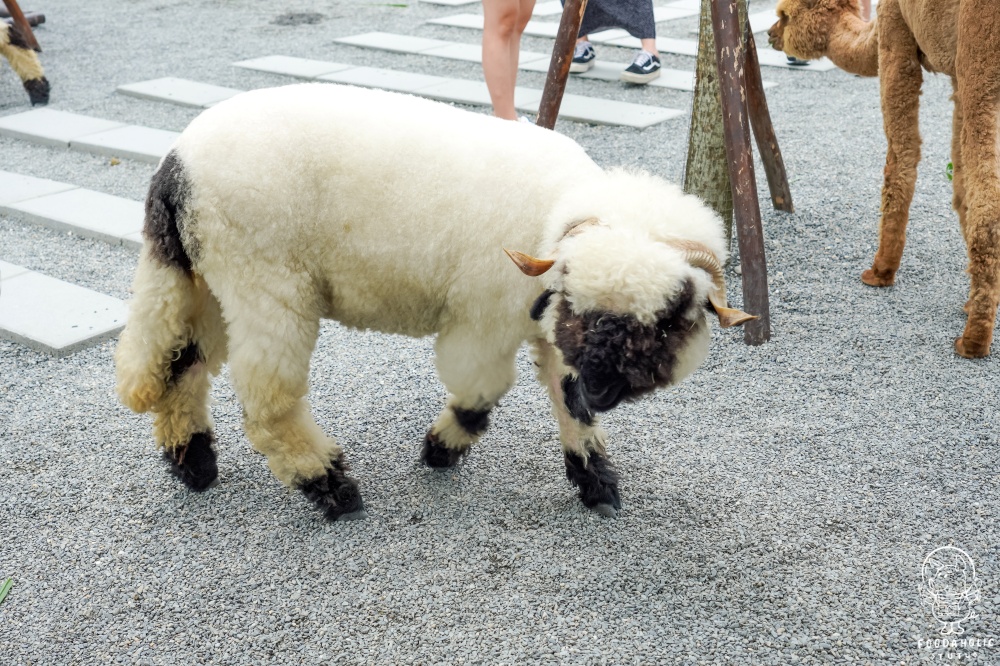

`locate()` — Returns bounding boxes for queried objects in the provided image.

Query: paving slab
[0,260,29,281]
[334,32,453,53]
[3,188,144,248]
[70,125,179,164]
[117,77,242,108]
[0,170,77,205]
[0,109,125,147]
[233,55,354,79]
[419,0,478,5]
[0,264,127,356]
[317,67,448,94]
[593,35,837,70]
[519,92,684,128]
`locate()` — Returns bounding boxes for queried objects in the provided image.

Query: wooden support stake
[536,0,587,130]
[710,0,771,345]
[743,26,793,213]
[2,0,40,51]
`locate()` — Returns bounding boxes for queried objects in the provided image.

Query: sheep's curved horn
[503,248,555,277]
[663,240,758,328]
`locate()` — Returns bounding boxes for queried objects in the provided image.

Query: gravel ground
[1,1,998,664]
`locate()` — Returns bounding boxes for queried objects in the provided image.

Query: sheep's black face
[551,279,708,420]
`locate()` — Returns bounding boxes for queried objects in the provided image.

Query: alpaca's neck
[825,10,879,77]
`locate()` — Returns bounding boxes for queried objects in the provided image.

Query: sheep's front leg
[222,286,365,520]
[421,328,519,468]
[862,12,923,287]
[532,339,621,517]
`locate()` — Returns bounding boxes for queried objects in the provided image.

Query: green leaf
[0,578,12,605]
[946,161,954,182]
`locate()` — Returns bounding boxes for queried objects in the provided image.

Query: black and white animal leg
[223,284,365,521]
[532,339,622,517]
[421,328,518,469]
[127,268,228,493]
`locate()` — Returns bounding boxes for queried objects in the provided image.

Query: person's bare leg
[483,0,535,119]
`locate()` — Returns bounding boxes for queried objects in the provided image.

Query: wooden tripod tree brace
[536,0,587,129]
[2,0,40,51]
[710,0,771,345]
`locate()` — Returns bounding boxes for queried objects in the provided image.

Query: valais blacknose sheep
[115,83,754,520]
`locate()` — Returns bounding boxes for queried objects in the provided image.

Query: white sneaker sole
[570,60,595,73]
[620,68,661,84]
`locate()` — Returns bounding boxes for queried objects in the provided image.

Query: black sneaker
[570,41,596,73]
[620,50,661,84]
[786,55,810,66]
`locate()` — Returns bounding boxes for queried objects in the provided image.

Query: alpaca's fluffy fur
[0,22,48,105]
[768,0,1000,358]
[116,83,743,519]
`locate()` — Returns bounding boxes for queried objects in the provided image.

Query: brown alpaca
[768,0,1000,358]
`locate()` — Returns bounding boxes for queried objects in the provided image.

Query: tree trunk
[683,0,748,244]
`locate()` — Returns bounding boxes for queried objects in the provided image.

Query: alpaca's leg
[862,11,923,287]
[116,249,227,491]
[421,326,518,467]
[221,281,365,519]
[953,3,1000,358]
[532,339,620,517]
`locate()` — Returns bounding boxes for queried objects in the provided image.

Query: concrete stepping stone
[0,170,75,205]
[523,92,683,127]
[0,109,180,163]
[233,55,353,79]
[0,108,125,147]
[117,77,242,108]
[337,31,716,92]
[334,31,551,65]
[70,125,178,164]
[237,57,684,127]
[317,67,449,94]
[0,260,127,356]
[0,171,143,247]
[432,13,834,70]
[419,0,478,5]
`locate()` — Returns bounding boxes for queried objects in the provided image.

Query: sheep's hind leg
[532,339,621,517]
[223,287,365,520]
[421,328,518,468]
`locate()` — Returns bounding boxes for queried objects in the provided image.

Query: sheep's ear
[708,291,758,328]
[503,248,555,277]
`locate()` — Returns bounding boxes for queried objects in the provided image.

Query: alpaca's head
[505,182,755,418]
[768,0,859,60]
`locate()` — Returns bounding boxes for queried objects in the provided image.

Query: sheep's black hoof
[420,432,467,469]
[299,455,366,521]
[564,450,621,517]
[24,77,50,106]
[163,432,218,492]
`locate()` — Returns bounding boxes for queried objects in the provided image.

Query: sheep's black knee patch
[564,450,621,513]
[24,77,49,106]
[421,431,467,469]
[299,455,365,520]
[453,407,490,437]
[168,342,203,383]
[145,150,195,271]
[164,432,218,492]
[561,375,594,426]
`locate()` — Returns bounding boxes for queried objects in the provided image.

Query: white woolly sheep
[0,21,48,105]
[115,82,754,520]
